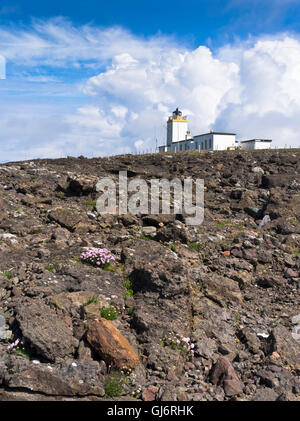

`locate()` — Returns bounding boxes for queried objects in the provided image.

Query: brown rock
[202,275,243,306]
[48,291,96,315]
[48,207,82,231]
[268,326,300,371]
[86,319,139,370]
[142,385,158,401]
[210,356,243,397]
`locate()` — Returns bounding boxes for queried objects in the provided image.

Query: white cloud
[216,35,300,146]
[1,19,300,162]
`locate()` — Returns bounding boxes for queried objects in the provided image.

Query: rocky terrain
[0,148,299,401]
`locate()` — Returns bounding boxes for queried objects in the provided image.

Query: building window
[205,139,207,150]
[209,138,212,149]
[201,142,203,150]
[195,141,197,149]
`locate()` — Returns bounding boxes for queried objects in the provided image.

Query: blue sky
[1,0,300,162]
[2,0,300,46]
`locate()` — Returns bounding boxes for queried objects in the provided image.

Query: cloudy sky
[1,0,300,162]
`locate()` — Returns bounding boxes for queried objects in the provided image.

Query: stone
[252,388,279,401]
[142,385,159,401]
[210,356,243,397]
[86,318,139,370]
[201,274,243,306]
[268,326,300,371]
[48,207,82,231]
[15,298,78,362]
[262,174,300,188]
[48,291,97,315]
[0,327,6,340]
[6,359,105,397]
[252,166,264,175]
[142,226,157,236]
[259,215,271,228]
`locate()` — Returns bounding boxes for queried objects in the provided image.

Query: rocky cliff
[0,149,299,401]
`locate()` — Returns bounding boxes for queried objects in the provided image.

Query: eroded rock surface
[0,150,299,401]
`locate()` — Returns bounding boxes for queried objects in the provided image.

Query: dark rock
[48,208,82,231]
[15,298,78,362]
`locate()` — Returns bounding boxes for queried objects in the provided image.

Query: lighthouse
[166,108,191,146]
[159,107,237,153]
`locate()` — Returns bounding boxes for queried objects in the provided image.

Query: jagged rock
[200,274,243,306]
[5,357,105,396]
[15,298,78,362]
[48,291,97,315]
[267,326,300,371]
[142,385,159,401]
[48,207,82,231]
[252,388,279,401]
[0,150,299,401]
[210,356,243,397]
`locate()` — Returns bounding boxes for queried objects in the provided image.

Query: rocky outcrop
[0,149,299,401]
[15,298,78,362]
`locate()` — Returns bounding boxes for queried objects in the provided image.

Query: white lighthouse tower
[166,108,191,146]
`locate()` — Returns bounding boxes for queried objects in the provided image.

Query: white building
[158,108,237,153]
[240,139,272,150]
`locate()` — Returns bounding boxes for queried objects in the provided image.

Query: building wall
[161,132,236,153]
[240,141,255,150]
[194,134,214,150]
[213,134,236,150]
[167,120,188,144]
[240,141,272,150]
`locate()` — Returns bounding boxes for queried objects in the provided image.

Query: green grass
[123,277,134,298]
[83,295,99,306]
[285,246,300,256]
[2,270,12,280]
[215,220,244,231]
[289,219,297,227]
[290,249,300,256]
[127,306,134,315]
[102,263,117,272]
[33,228,42,234]
[46,261,59,271]
[104,371,123,397]
[188,242,204,250]
[56,192,66,200]
[158,340,188,355]
[133,235,150,241]
[72,257,81,262]
[85,200,97,207]
[168,343,188,354]
[101,306,117,320]
[14,348,31,360]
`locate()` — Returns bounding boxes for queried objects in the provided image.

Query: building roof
[194,132,236,137]
[168,132,236,145]
[240,139,272,143]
